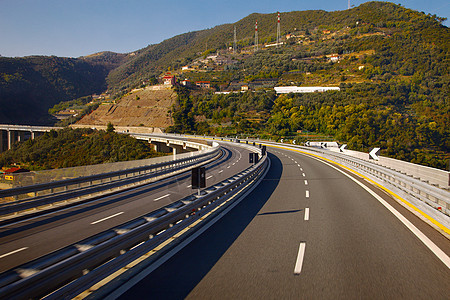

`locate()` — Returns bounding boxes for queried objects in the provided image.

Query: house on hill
[196,81,211,89]
[163,75,176,86]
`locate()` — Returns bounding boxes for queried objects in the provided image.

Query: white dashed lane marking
[91,212,124,224]
[0,247,28,259]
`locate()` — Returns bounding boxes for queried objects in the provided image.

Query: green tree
[106,122,115,133]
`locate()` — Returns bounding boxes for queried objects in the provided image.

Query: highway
[117,147,450,299]
[0,143,253,273]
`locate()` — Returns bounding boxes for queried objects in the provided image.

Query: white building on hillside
[274,86,340,93]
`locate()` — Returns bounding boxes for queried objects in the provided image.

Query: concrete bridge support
[0,128,43,153]
[7,130,15,150]
[169,144,184,155]
[150,141,173,153]
[17,131,26,142]
[0,130,5,152]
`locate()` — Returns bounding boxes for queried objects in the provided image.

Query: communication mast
[276,12,281,48]
[233,26,237,54]
[254,20,259,52]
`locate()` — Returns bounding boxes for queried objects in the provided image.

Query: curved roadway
[0,143,253,273]
[117,146,450,299]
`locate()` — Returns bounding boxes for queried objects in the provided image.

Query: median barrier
[0,143,268,299]
[0,136,221,219]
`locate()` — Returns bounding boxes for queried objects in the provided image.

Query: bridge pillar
[0,130,5,152]
[150,141,172,153]
[31,131,35,140]
[7,130,14,150]
[17,131,25,142]
[169,144,184,155]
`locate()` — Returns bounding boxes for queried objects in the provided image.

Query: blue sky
[1,0,448,58]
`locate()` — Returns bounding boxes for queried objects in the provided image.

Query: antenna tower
[254,20,258,52]
[233,26,237,54]
[276,12,281,48]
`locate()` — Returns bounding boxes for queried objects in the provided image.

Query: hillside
[76,87,176,128]
[0,52,128,125]
[158,2,449,170]
[105,1,448,91]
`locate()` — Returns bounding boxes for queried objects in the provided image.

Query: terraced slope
[77,86,176,129]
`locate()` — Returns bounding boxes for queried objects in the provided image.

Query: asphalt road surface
[118,147,450,299]
[0,143,253,273]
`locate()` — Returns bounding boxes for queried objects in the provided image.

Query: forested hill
[157,1,448,170]
[0,52,127,125]
[106,1,449,91]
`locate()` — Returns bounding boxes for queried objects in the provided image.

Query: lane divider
[294,242,306,275]
[269,144,450,269]
[153,194,170,202]
[91,212,124,225]
[0,247,28,259]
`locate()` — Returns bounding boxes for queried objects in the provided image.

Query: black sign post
[249,153,259,164]
[192,167,206,195]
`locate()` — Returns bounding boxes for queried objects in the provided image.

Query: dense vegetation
[165,2,449,170]
[0,128,165,170]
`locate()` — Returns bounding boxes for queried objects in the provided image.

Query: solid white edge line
[0,247,29,259]
[294,242,306,275]
[153,194,171,202]
[304,208,310,221]
[91,212,124,225]
[308,155,450,269]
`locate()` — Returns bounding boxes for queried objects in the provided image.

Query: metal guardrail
[315,148,450,216]
[0,142,220,218]
[260,140,450,217]
[0,146,268,300]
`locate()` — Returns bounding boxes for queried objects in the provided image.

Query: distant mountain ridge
[0,54,125,124]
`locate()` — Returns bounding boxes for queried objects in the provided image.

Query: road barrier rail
[314,148,450,216]
[260,140,450,217]
[0,144,268,300]
[0,140,221,219]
